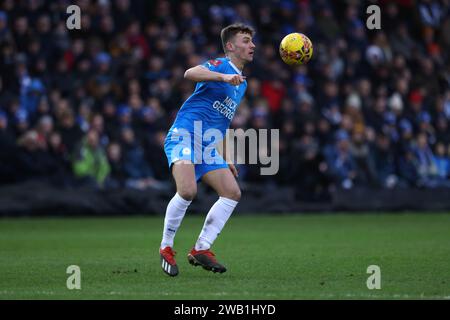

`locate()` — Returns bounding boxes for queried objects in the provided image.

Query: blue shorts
[164,129,228,181]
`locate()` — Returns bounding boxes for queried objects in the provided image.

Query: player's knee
[178,186,197,201]
[224,188,241,202]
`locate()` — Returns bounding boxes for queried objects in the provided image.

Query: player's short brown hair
[220,23,255,53]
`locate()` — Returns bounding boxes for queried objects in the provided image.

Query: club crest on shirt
[208,59,222,67]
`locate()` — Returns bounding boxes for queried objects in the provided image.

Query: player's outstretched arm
[184,65,245,85]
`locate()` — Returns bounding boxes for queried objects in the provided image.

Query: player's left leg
[188,167,240,273]
[196,167,241,250]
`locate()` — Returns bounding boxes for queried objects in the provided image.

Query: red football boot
[187,248,227,273]
[160,246,179,276]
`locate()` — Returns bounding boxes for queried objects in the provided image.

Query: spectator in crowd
[372,132,400,188]
[72,129,110,188]
[101,100,120,140]
[13,108,30,138]
[434,142,449,181]
[57,109,83,154]
[105,142,126,189]
[435,115,449,144]
[119,126,162,190]
[414,132,439,187]
[47,131,72,186]
[16,129,66,184]
[398,147,420,187]
[324,130,358,189]
[350,128,377,186]
[142,129,171,181]
[291,131,331,201]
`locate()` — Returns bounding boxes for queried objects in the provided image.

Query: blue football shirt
[168,57,247,140]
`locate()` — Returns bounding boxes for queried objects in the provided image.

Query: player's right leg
[160,160,197,276]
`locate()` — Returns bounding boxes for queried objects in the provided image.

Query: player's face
[231,32,255,63]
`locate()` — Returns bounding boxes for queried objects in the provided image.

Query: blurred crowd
[0,0,449,200]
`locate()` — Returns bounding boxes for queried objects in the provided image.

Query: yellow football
[279,32,313,65]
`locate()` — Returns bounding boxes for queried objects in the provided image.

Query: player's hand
[222,74,246,86]
[228,163,239,178]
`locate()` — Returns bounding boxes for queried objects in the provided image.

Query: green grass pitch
[0,213,449,299]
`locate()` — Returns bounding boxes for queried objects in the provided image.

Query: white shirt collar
[227,58,242,75]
